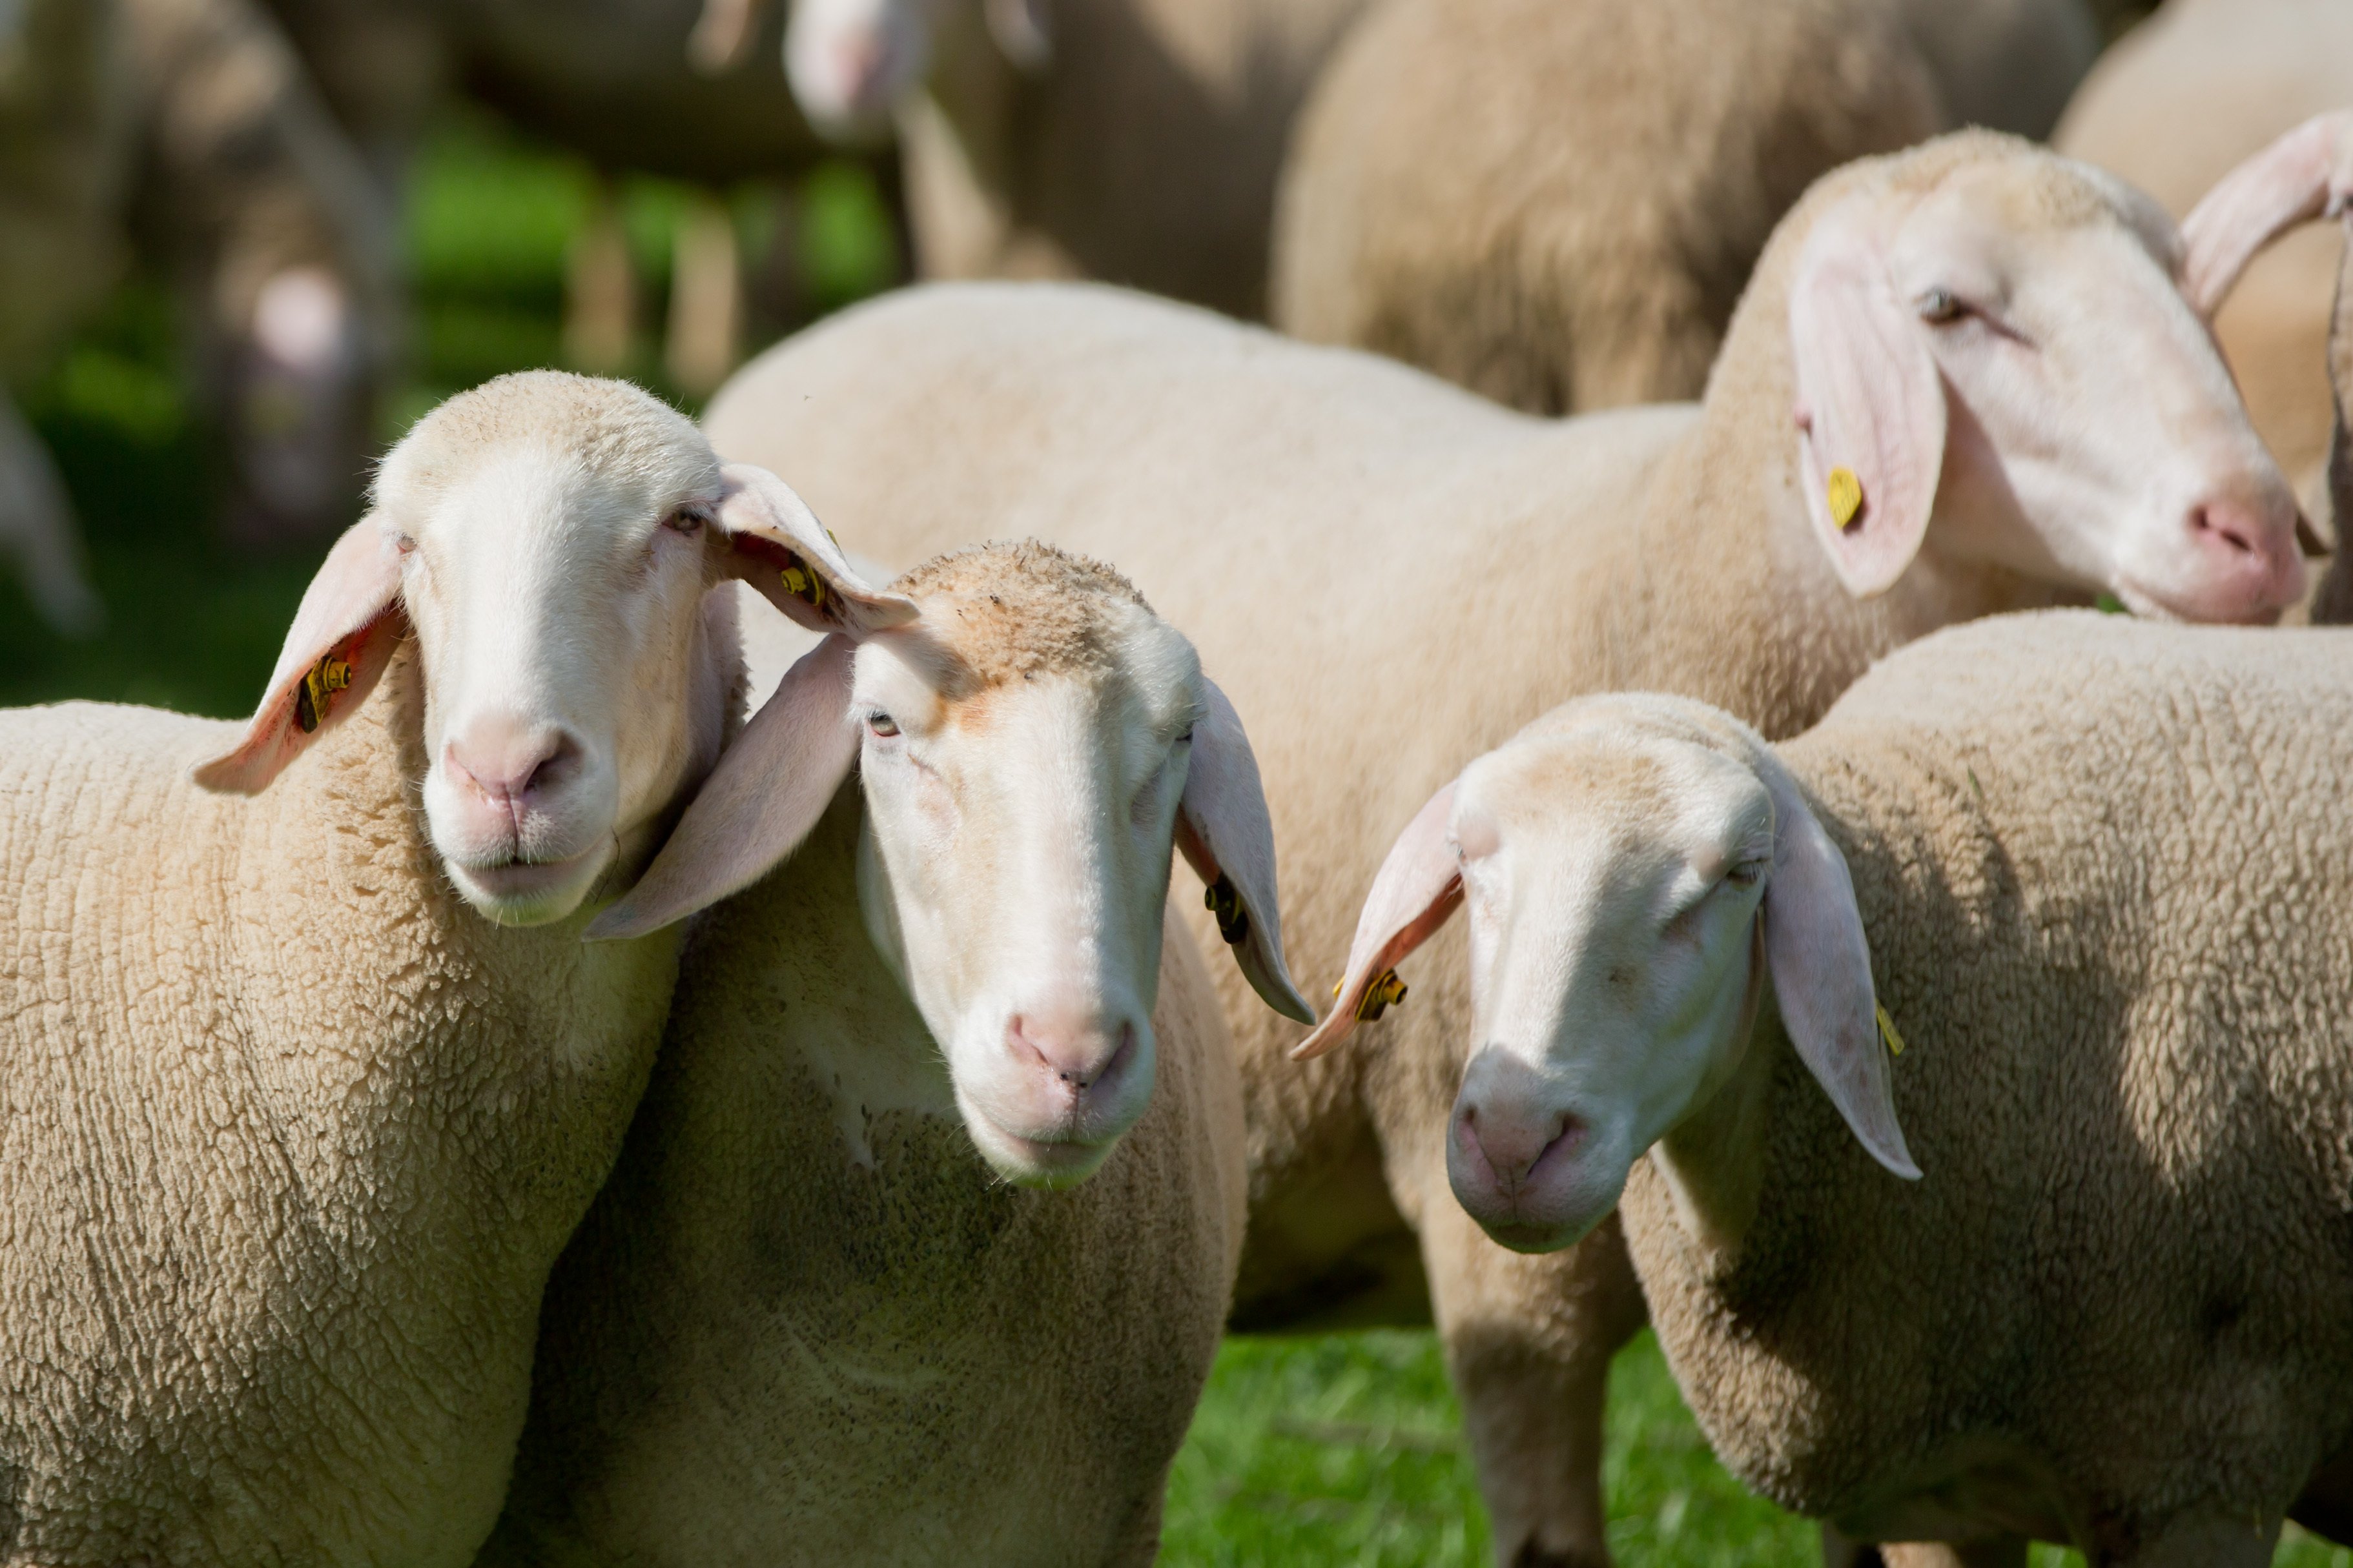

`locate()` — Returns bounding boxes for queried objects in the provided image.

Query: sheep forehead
[1466,701,1771,882]
[376,370,719,533]
[1807,130,2165,261]
[890,540,1189,700]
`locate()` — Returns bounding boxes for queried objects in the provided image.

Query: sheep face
[847,578,1202,1187]
[195,373,907,932]
[1302,697,1913,1252]
[1791,150,2307,624]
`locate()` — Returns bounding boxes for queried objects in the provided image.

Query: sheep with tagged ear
[2057,0,2353,524]
[0,370,904,1565]
[1302,611,2353,1567]
[768,0,1373,319]
[480,541,1306,1567]
[1271,0,2101,415]
[700,129,2311,1568]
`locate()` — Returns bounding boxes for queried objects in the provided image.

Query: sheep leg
[664,191,741,398]
[564,177,635,374]
[1420,1198,1647,1568]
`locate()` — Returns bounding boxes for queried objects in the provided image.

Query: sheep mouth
[447,844,611,923]
[965,1116,1118,1189]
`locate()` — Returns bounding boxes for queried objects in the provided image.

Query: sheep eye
[393,533,416,555]
[867,711,900,738]
[1726,860,1766,889]
[663,507,706,535]
[1916,287,1966,325]
[1175,724,1195,748]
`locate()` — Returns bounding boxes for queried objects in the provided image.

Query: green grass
[3,103,2348,1568]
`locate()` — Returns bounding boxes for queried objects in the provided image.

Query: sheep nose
[1455,1100,1580,1197]
[2183,491,2306,616]
[1007,1010,1138,1101]
[445,718,580,808]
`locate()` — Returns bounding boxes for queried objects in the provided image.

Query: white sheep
[699,132,2309,1568]
[775,0,1375,320]
[1299,611,2353,1565]
[2055,0,2353,513]
[480,540,1309,1565]
[0,370,905,1563]
[1269,0,2101,416]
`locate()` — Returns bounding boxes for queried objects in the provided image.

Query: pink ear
[1789,212,1947,598]
[714,463,918,636]
[2181,111,2353,317]
[1175,677,1315,1024]
[1753,752,1918,1180]
[1290,781,1464,1062]
[587,633,862,941]
[191,516,406,794]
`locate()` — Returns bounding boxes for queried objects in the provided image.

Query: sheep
[777,0,1377,320]
[478,541,1309,1566]
[2055,0,2353,514]
[0,370,908,1564]
[1271,0,2101,418]
[1298,611,2353,1565]
[1269,0,1942,416]
[697,132,2310,1568]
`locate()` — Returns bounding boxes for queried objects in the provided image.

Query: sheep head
[1778,132,2307,624]
[1294,695,1916,1254]
[193,371,910,930]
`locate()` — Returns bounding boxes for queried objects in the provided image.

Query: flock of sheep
[7,0,2353,1565]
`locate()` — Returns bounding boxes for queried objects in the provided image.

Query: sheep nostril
[2190,504,2259,557]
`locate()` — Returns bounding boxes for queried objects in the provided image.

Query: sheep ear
[588,633,862,941]
[1789,212,1946,599]
[1291,782,1464,1062]
[714,463,918,636]
[1754,752,1919,1180]
[985,0,1052,68]
[1175,677,1315,1025]
[192,516,407,794]
[2180,111,2353,316]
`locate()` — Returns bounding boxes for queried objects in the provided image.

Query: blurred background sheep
[17,0,2353,1562]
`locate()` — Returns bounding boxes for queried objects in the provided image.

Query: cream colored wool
[1271,0,1943,414]
[699,133,2294,1568]
[1625,612,2353,1560]
[484,547,1249,1567]
[2056,0,2353,510]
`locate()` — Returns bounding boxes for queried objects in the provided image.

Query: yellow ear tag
[1875,1002,1906,1058]
[1205,876,1249,946]
[1826,465,1864,531]
[779,559,828,610]
[1354,968,1408,1023]
[293,651,353,735]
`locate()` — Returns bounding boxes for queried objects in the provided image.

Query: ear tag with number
[294,651,353,735]
[1827,466,1865,531]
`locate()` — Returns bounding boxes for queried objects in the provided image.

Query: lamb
[0,370,906,1564]
[777,0,1376,320]
[2055,0,2353,511]
[699,133,2308,1567]
[479,541,1310,1566]
[1269,0,1942,415]
[1299,611,2353,1564]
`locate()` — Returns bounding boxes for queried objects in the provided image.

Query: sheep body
[1630,611,2353,1555]
[1271,0,1944,412]
[2055,0,2353,506]
[0,673,681,1563]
